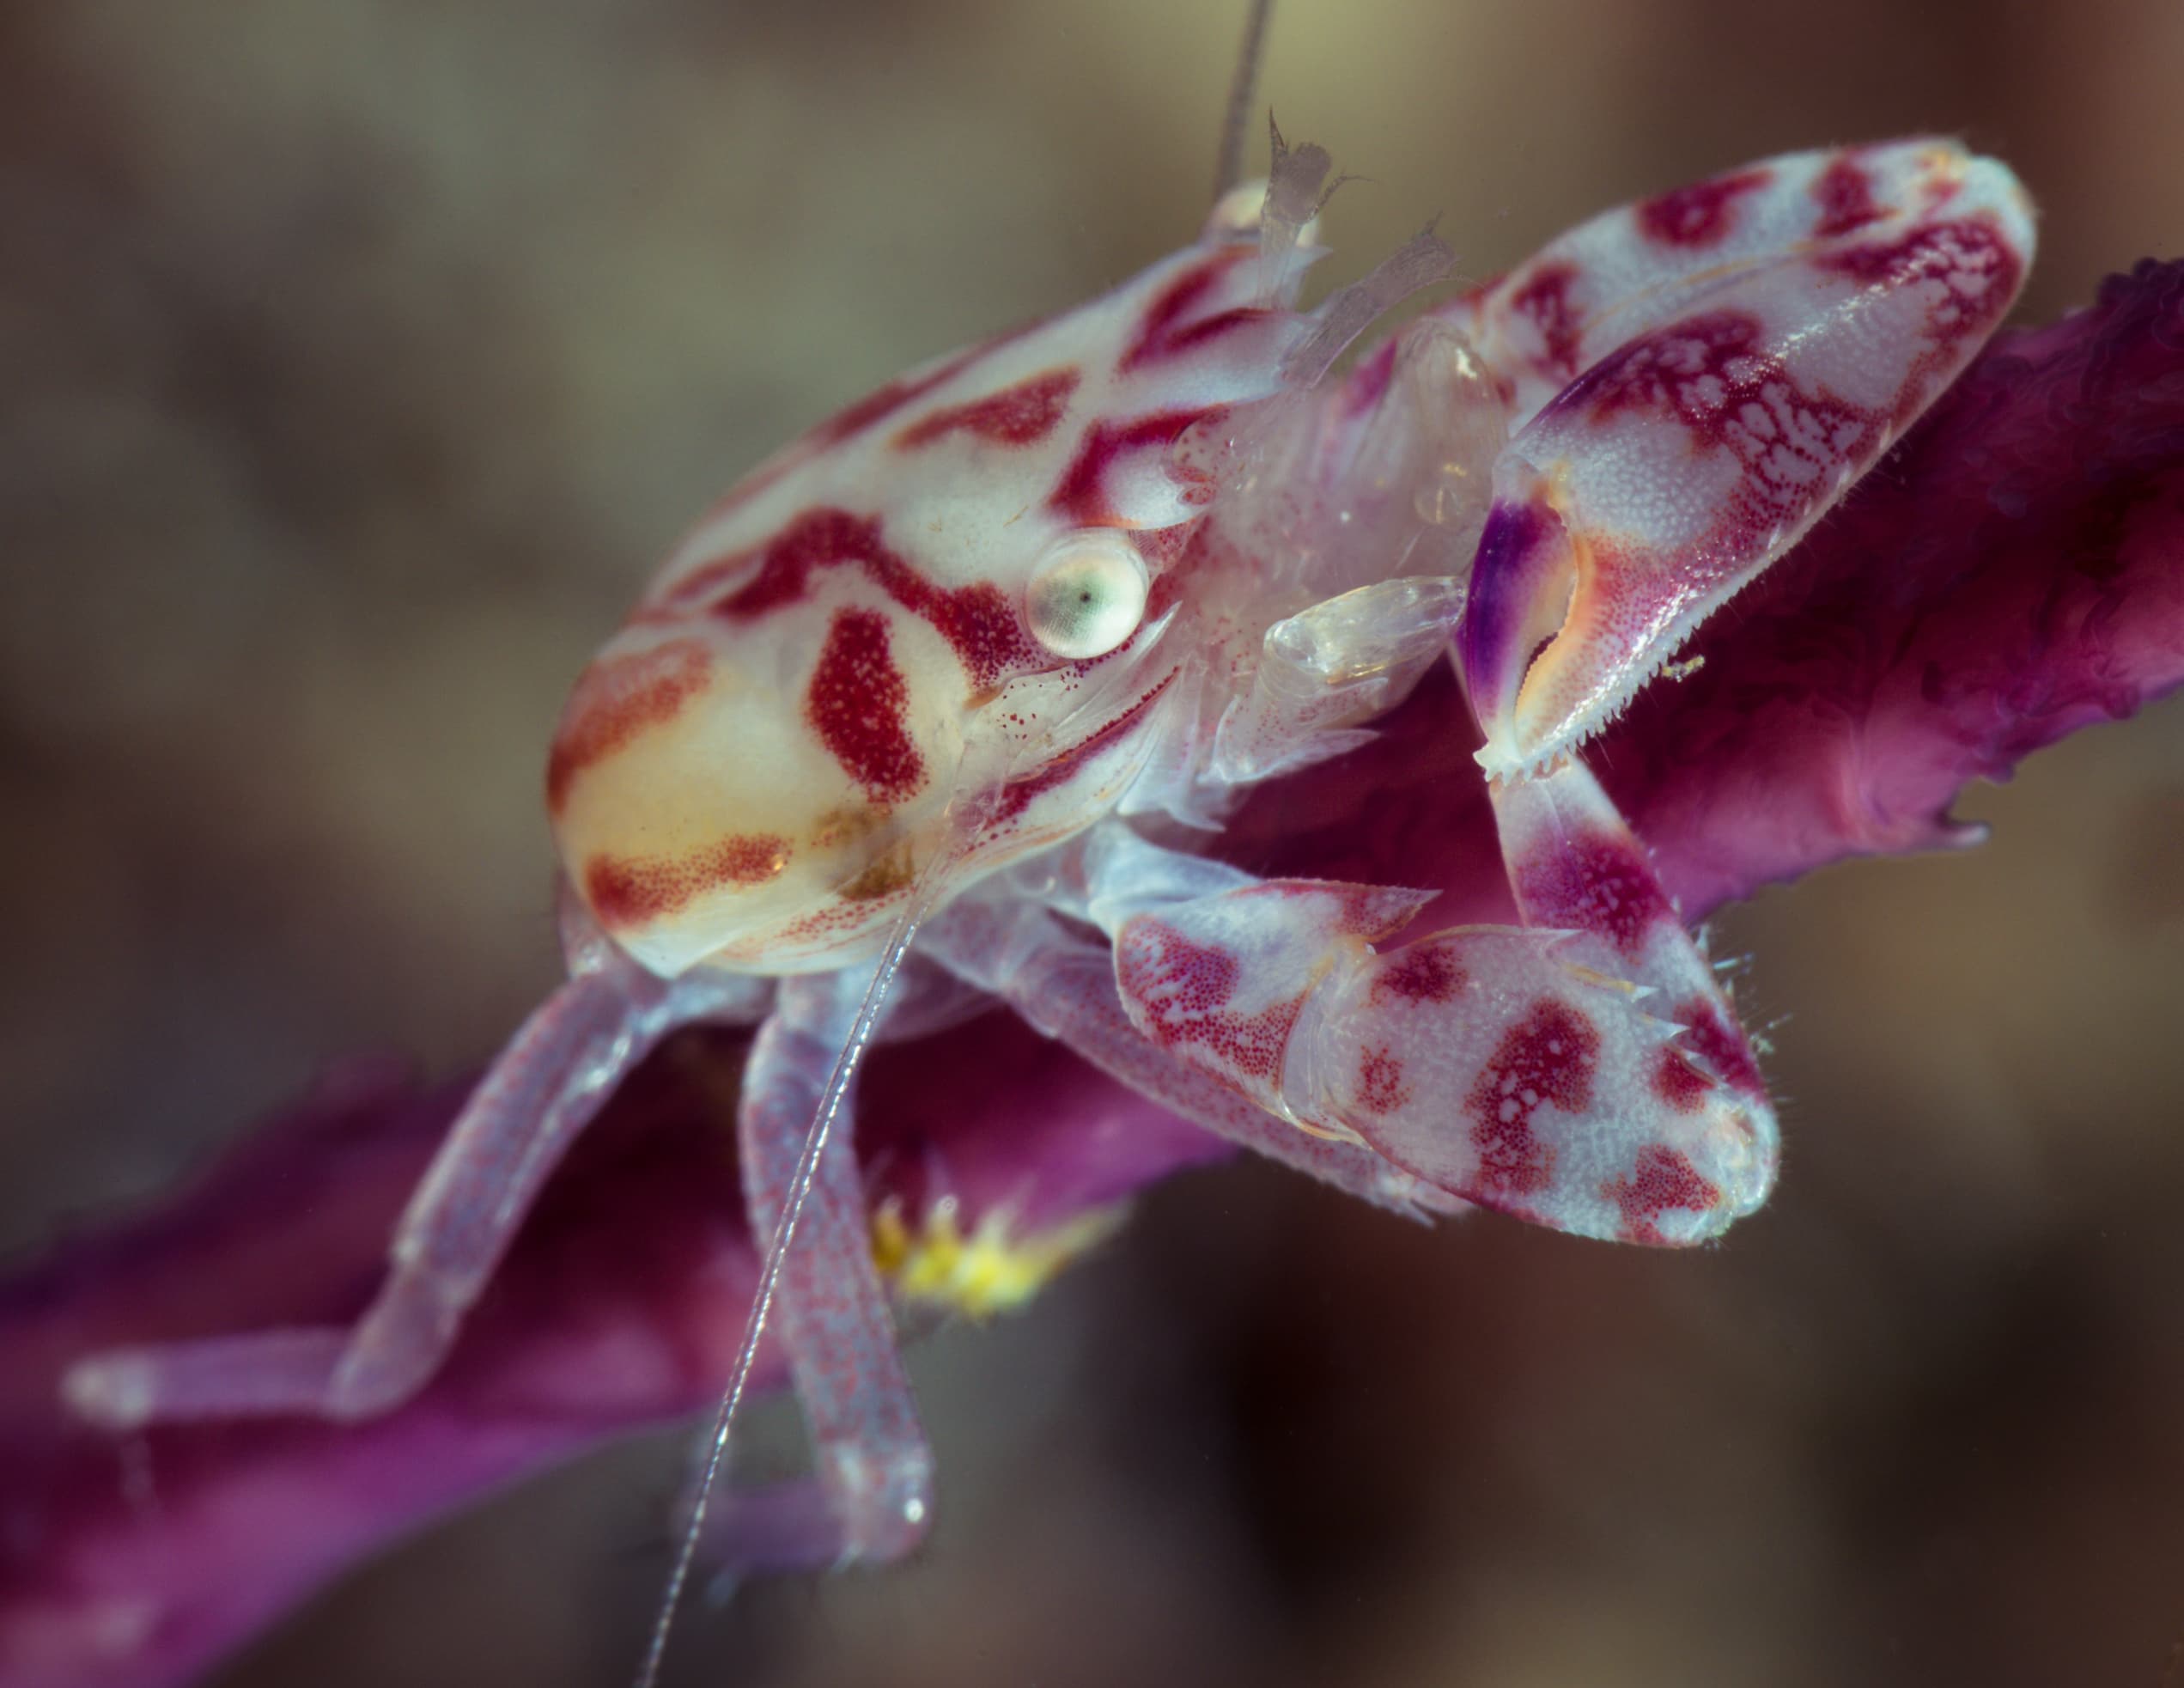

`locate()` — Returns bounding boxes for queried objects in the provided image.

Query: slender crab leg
[713,972,934,1571]
[63,954,770,1429]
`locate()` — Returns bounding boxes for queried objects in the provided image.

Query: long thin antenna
[1213,0,1275,204]
[633,861,947,1688]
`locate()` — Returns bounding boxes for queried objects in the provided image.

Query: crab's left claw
[1457,146,2036,775]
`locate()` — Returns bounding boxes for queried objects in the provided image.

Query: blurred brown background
[4,2,2183,1685]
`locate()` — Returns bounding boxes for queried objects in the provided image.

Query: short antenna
[1214,0,1275,203]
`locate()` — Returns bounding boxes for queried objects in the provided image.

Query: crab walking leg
[925,898,1463,1219]
[1458,149,2035,774]
[1077,828,1767,1243]
[720,972,934,1569]
[1490,755,1778,1214]
[64,960,768,1429]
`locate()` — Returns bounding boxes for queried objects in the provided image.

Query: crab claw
[1458,485,1591,777]
[1487,756,1779,1204]
[1457,148,2035,775]
[1298,927,1773,1242]
[1104,876,1770,1245]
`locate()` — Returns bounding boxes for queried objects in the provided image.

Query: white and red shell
[547,234,1314,975]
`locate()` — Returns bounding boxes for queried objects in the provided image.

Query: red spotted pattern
[692,340,1008,523]
[993,674,1176,822]
[811,350,985,448]
[893,366,1080,451]
[1579,308,1863,448]
[1509,261,1587,378]
[1636,168,1773,247]
[1354,1045,1412,1116]
[1551,222,2019,621]
[1463,999,1600,1199]
[806,318,1044,450]
[1370,942,1467,1007]
[584,833,790,928]
[1116,921,1305,1084]
[1120,247,1268,372]
[1603,1146,1720,1245]
[1049,407,1222,526]
[1819,219,2025,415]
[1672,997,1769,1097]
[1512,831,1676,961]
[806,608,924,802]
[1573,309,1881,548]
[660,508,1037,689]
[545,637,711,814]
[1811,155,1885,239]
[1652,1046,1716,1113]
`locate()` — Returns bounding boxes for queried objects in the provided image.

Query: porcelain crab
[61,122,2035,1667]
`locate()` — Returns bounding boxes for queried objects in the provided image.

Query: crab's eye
[1025,532,1151,660]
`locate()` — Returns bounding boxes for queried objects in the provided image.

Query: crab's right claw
[1107,881,1768,1246]
[1299,926,1772,1244]
[1456,143,2035,775]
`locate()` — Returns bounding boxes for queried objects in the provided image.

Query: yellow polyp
[869,1203,916,1281]
[868,1198,1129,1319]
